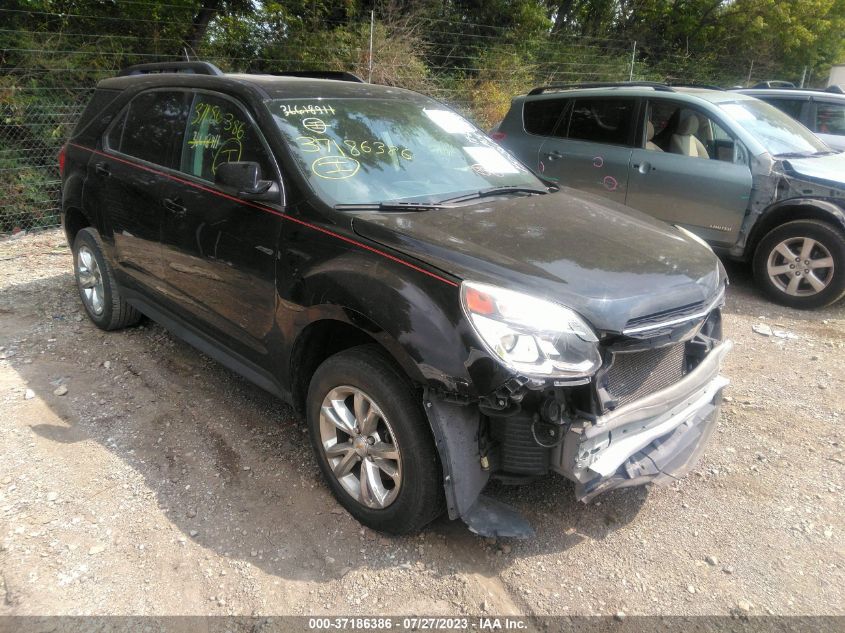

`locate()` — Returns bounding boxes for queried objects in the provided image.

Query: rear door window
[179,92,274,182]
[523,98,567,136]
[110,91,191,169]
[566,98,636,146]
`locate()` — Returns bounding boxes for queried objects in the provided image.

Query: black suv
[61,62,730,537]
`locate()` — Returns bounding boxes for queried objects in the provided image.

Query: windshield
[267,98,542,206]
[718,99,830,156]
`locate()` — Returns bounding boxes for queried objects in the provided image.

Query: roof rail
[751,80,796,89]
[270,70,365,83]
[527,81,674,96]
[118,61,223,77]
[669,83,724,91]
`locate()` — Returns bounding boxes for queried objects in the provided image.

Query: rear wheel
[72,228,142,330]
[306,345,443,534]
[753,220,845,309]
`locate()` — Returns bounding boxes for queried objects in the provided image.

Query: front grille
[624,301,704,332]
[603,343,687,409]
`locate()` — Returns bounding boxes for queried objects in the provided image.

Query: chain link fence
[1,96,90,233]
[1,9,780,235]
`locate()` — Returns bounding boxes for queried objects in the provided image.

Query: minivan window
[113,91,191,168]
[523,98,567,136]
[567,98,635,146]
[180,93,273,182]
[816,102,845,135]
[267,98,541,206]
[764,98,804,120]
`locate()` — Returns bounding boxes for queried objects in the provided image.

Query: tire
[753,220,845,309]
[72,228,143,330]
[306,345,444,534]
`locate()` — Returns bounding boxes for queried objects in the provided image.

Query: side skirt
[124,290,292,405]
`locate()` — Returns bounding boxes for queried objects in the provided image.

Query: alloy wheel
[318,385,402,509]
[766,236,834,297]
[76,244,106,315]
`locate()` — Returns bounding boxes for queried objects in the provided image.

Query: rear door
[161,90,282,366]
[538,97,636,204]
[95,89,191,289]
[500,96,568,171]
[625,99,753,247]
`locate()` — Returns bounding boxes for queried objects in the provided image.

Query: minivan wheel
[306,345,444,534]
[753,220,845,309]
[72,228,142,330]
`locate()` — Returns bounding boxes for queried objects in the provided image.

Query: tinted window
[764,98,805,119]
[523,98,566,136]
[567,99,635,145]
[816,102,845,135]
[105,110,126,152]
[116,91,190,168]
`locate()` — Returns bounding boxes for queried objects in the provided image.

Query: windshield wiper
[335,201,445,212]
[436,185,549,205]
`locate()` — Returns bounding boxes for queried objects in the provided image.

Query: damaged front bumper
[423,338,732,539]
[554,339,732,501]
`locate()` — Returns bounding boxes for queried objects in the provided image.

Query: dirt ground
[0,229,843,618]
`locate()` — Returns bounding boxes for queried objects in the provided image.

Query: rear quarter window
[523,98,567,136]
[72,88,122,139]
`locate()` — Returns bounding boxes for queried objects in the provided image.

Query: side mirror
[215,161,279,201]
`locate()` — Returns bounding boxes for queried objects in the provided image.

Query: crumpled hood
[351,187,723,333]
[782,152,845,188]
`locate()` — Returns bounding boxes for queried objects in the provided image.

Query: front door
[160,91,282,367]
[625,100,753,247]
[538,97,636,205]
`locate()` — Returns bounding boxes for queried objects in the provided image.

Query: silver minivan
[495,83,845,309]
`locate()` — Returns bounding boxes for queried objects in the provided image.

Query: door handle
[162,197,187,218]
[546,150,564,161]
[632,162,653,174]
[94,162,110,177]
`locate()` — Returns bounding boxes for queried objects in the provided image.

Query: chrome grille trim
[622,286,725,335]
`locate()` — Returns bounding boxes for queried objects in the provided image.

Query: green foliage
[2,0,844,230]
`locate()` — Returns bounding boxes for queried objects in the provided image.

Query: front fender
[292,247,478,397]
[738,197,845,259]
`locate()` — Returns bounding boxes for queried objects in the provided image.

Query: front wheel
[306,345,444,534]
[753,220,845,309]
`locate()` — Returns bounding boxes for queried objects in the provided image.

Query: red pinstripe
[68,142,460,288]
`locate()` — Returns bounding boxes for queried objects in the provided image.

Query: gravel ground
[0,228,843,618]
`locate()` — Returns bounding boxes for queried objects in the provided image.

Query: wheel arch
[747,198,845,258]
[287,311,427,415]
[62,206,92,247]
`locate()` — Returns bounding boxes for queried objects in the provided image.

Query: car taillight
[58,145,67,177]
[489,131,507,143]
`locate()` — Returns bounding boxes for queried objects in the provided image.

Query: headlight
[461,281,601,379]
[675,225,713,252]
